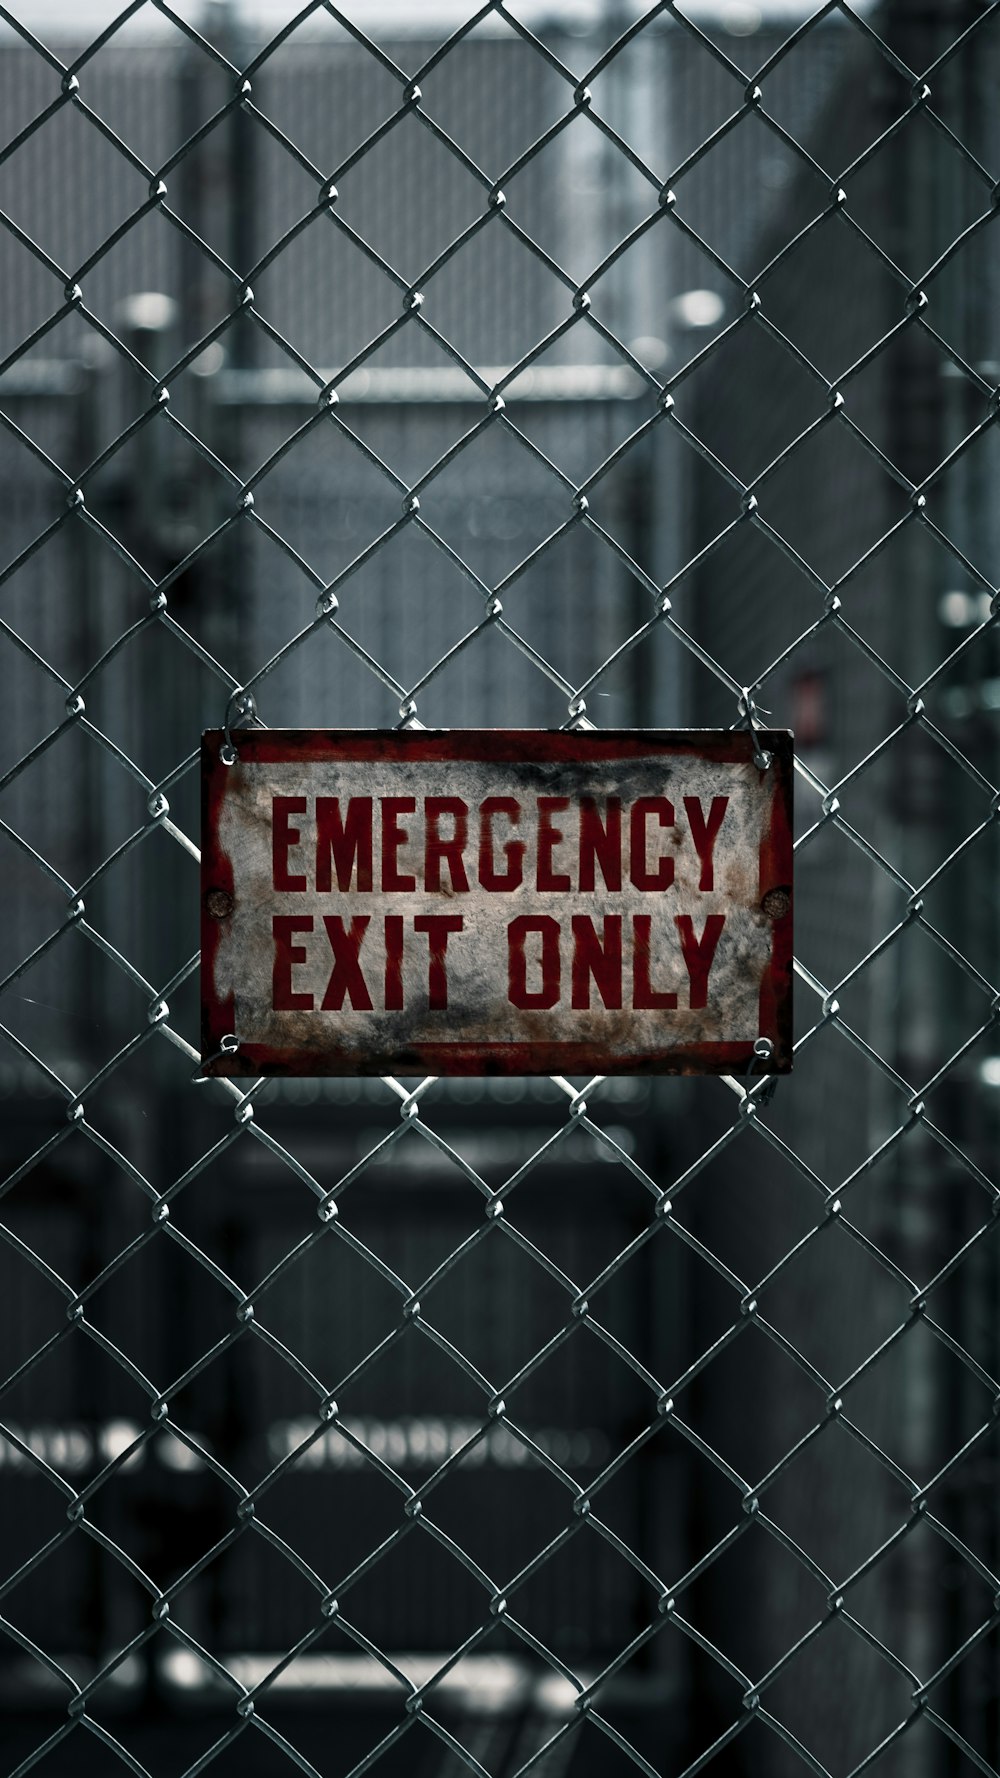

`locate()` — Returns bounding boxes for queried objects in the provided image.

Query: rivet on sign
[205,888,234,920]
[760,888,790,920]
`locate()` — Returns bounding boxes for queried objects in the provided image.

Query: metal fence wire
[1,1,1000,1775]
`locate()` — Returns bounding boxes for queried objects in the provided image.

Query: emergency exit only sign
[201,730,792,1077]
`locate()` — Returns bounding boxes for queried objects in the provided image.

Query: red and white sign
[201,730,792,1076]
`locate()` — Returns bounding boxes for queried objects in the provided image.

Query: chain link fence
[1,2,999,1775]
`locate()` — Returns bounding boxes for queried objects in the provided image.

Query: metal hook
[221,689,258,765]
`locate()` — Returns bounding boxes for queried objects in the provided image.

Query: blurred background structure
[2,2,1000,1774]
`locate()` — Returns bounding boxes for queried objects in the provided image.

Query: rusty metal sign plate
[201,730,792,1077]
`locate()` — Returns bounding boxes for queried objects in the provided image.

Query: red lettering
[479,797,525,891]
[384,914,404,1011]
[413,914,463,1011]
[508,915,561,1010]
[425,798,470,894]
[683,796,729,891]
[571,915,622,1010]
[579,797,622,892]
[381,798,416,892]
[316,797,373,892]
[320,915,373,1011]
[272,914,314,1010]
[632,915,677,1010]
[537,798,571,892]
[675,913,726,1009]
[629,798,674,890]
[272,797,307,891]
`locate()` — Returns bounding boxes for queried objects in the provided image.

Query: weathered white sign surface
[201,730,792,1076]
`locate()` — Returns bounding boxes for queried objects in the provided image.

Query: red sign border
[201,729,793,1077]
